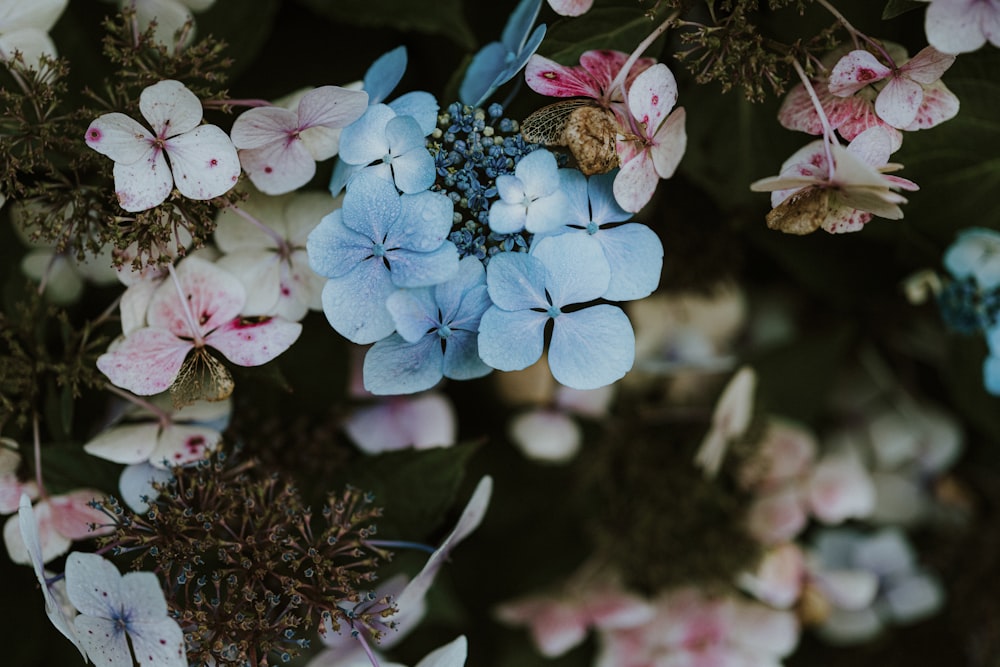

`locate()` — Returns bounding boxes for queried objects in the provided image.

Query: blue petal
[495,23,546,89]
[306,209,376,279]
[342,170,401,240]
[364,46,407,106]
[390,146,436,194]
[436,257,487,323]
[338,104,395,165]
[485,250,549,311]
[531,234,609,306]
[559,168,591,227]
[596,223,663,301]
[443,329,492,380]
[458,42,509,107]
[389,244,460,288]
[329,158,362,196]
[477,307,547,371]
[320,259,396,344]
[364,333,444,395]
[390,190,454,251]
[524,189,570,235]
[944,228,1000,289]
[587,170,632,224]
[388,91,439,136]
[387,287,438,343]
[548,304,635,389]
[488,200,527,234]
[516,149,560,197]
[501,0,543,52]
[386,115,426,154]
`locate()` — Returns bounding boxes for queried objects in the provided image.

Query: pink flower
[3,490,112,565]
[96,256,302,403]
[828,46,957,129]
[85,80,241,212]
[231,86,368,195]
[525,49,655,111]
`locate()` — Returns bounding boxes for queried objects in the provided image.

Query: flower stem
[790,59,836,179]
[167,263,206,347]
[227,203,291,255]
[104,383,173,427]
[608,11,680,99]
[814,0,896,67]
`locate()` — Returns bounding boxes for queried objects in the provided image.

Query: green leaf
[332,443,481,540]
[882,0,925,19]
[539,6,659,64]
[896,49,1000,245]
[293,0,475,50]
[39,441,122,496]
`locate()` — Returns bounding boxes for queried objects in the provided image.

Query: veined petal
[65,552,123,618]
[525,53,602,99]
[651,107,686,179]
[97,329,191,396]
[388,91,439,136]
[485,250,549,311]
[363,334,444,395]
[298,85,369,132]
[442,330,492,380]
[388,244,460,288]
[390,189,454,250]
[139,80,203,137]
[900,45,956,84]
[48,490,111,540]
[320,262,396,344]
[338,104,394,165]
[626,64,679,137]
[230,106,298,150]
[596,223,663,300]
[549,305,634,389]
[147,256,246,337]
[126,616,186,667]
[85,113,154,164]
[164,125,241,200]
[478,307,547,371]
[580,50,653,95]
[340,169,401,239]
[533,234,609,306]
[828,50,891,97]
[112,150,173,212]
[306,209,376,279]
[207,316,302,367]
[388,287,438,343]
[237,139,316,195]
[874,76,924,129]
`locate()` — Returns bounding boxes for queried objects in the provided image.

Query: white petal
[165,125,241,200]
[139,79,203,136]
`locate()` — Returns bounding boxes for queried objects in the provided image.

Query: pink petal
[97,328,192,395]
[205,315,302,367]
[547,0,593,16]
[149,424,220,466]
[0,473,37,513]
[344,393,457,454]
[147,256,246,338]
[297,85,369,132]
[738,543,805,609]
[165,124,241,200]
[48,490,113,540]
[626,64,678,140]
[874,76,924,129]
[525,54,603,99]
[807,447,876,523]
[904,80,960,130]
[139,79,203,137]
[237,139,316,195]
[613,151,659,213]
[585,589,656,629]
[85,112,155,164]
[532,605,589,657]
[651,107,686,179]
[4,500,70,564]
[740,419,818,491]
[846,126,894,167]
[900,46,956,84]
[820,205,871,234]
[230,106,298,150]
[746,487,808,544]
[112,149,174,212]
[828,50,891,97]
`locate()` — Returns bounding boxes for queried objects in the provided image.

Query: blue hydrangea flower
[307,171,459,344]
[363,257,493,394]
[944,227,1000,290]
[488,148,567,234]
[337,106,436,194]
[330,46,439,195]
[459,0,546,108]
[478,234,635,389]
[538,169,663,301]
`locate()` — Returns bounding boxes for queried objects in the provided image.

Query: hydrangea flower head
[307,170,459,343]
[488,148,568,234]
[459,0,546,108]
[85,80,241,212]
[230,86,369,195]
[364,256,492,394]
[478,234,635,389]
[65,551,187,667]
